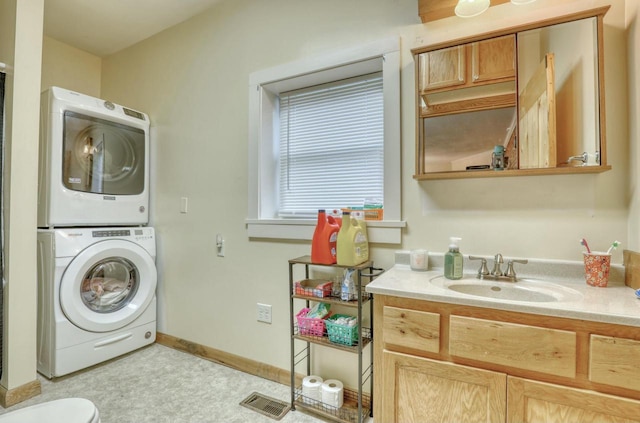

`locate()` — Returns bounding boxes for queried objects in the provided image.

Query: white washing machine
[37,227,157,378]
[38,87,150,227]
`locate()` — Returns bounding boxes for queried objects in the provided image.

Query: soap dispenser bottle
[444,237,463,280]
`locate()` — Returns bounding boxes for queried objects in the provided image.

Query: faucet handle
[469,256,490,278]
[505,259,528,280]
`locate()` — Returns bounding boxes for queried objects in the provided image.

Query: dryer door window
[62,111,145,195]
[81,257,139,313]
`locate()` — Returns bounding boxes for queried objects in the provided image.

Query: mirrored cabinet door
[413,6,611,180]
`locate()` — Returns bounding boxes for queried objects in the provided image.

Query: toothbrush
[580,238,591,253]
[606,240,621,255]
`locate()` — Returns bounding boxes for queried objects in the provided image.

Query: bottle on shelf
[311,209,340,264]
[336,211,369,266]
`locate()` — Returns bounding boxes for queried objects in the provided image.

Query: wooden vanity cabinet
[373,295,640,423]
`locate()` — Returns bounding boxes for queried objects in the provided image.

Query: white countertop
[366,264,640,326]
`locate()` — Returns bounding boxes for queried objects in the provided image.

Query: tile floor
[0,344,332,422]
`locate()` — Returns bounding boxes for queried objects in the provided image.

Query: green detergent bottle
[336,211,369,266]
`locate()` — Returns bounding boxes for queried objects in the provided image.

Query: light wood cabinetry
[508,377,640,423]
[418,35,515,94]
[449,315,576,378]
[590,335,640,392]
[413,7,611,180]
[471,36,516,84]
[373,295,640,422]
[382,351,506,423]
[382,305,440,353]
[418,45,466,92]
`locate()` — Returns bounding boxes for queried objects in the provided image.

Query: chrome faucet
[469,254,528,282]
[491,253,504,277]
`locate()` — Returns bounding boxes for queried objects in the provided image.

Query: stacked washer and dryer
[37,87,157,378]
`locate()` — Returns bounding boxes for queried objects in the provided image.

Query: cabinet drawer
[383,306,440,353]
[590,335,640,391]
[449,315,576,378]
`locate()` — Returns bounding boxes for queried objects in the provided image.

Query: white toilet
[0,398,100,423]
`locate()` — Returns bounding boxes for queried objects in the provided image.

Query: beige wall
[0,0,44,391]
[97,0,632,383]
[41,36,101,97]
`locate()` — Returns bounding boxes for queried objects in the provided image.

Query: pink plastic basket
[296,308,328,337]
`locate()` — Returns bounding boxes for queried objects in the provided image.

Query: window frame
[247,38,404,244]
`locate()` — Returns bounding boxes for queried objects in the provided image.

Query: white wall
[41,36,101,97]
[98,0,630,384]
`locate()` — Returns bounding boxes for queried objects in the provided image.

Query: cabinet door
[418,45,466,92]
[508,377,640,423]
[382,351,506,423]
[471,35,516,83]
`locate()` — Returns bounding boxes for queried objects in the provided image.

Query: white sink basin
[429,276,583,303]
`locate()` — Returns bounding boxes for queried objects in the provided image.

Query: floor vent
[240,392,291,420]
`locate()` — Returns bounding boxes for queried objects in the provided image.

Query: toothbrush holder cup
[583,252,611,287]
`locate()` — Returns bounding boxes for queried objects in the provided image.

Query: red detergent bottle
[311,209,340,264]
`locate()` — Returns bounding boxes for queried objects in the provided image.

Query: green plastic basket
[325,314,358,346]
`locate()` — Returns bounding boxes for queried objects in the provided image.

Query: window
[247,38,404,243]
[278,74,383,218]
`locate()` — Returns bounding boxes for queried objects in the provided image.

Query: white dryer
[37,227,157,378]
[38,87,150,227]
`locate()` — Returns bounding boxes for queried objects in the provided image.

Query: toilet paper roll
[302,375,323,404]
[321,379,344,409]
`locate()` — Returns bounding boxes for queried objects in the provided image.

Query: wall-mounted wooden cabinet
[418,35,515,93]
[413,7,611,180]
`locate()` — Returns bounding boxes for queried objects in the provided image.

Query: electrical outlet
[257,303,272,324]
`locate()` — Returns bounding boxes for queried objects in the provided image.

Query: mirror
[518,18,600,168]
[414,7,609,179]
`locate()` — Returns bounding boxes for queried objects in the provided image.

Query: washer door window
[60,239,156,332]
[81,257,139,314]
[62,111,145,195]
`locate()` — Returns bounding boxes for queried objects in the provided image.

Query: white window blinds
[278,73,384,218]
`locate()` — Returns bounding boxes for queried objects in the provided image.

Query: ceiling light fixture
[455,0,538,18]
[454,0,491,18]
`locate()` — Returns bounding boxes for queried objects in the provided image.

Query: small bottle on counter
[444,237,463,280]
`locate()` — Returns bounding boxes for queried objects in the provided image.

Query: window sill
[246,219,405,244]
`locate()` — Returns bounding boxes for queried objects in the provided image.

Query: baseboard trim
[0,379,41,408]
[156,332,296,386]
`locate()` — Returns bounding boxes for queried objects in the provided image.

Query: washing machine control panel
[91,228,154,242]
[92,229,131,238]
